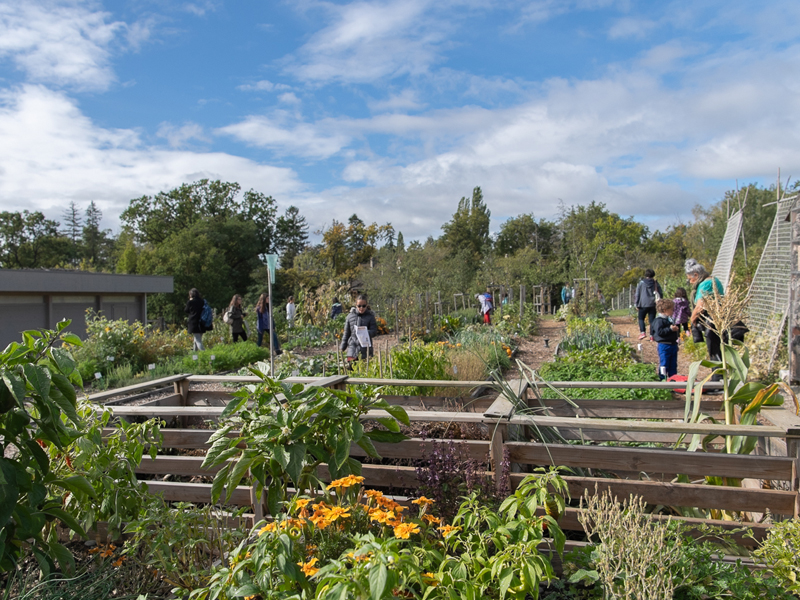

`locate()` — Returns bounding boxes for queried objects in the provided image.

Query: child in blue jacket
[651,298,680,379]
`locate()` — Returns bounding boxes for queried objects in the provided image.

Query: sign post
[266,255,278,376]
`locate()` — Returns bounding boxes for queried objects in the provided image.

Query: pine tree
[275,206,309,269]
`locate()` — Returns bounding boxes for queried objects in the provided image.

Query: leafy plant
[203,366,410,514]
[558,317,617,352]
[178,341,270,374]
[753,517,800,594]
[0,321,89,575]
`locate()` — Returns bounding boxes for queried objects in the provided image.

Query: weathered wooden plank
[317,464,420,488]
[349,438,490,461]
[139,394,182,407]
[506,442,794,480]
[539,399,725,420]
[508,474,796,514]
[537,507,768,546]
[144,480,252,506]
[186,390,235,405]
[309,374,349,388]
[137,455,229,476]
[187,375,319,384]
[761,407,800,436]
[88,374,191,403]
[552,428,722,445]
[378,395,494,411]
[484,379,527,419]
[506,413,784,437]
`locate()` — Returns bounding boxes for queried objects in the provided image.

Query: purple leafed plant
[415,439,501,522]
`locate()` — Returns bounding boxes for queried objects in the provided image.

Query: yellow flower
[422,572,439,587]
[412,496,435,506]
[393,522,420,539]
[258,522,276,535]
[437,524,460,537]
[322,506,351,522]
[422,514,441,525]
[364,489,384,500]
[327,475,365,490]
[298,557,319,577]
[369,508,395,524]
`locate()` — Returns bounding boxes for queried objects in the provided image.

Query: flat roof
[0,269,174,294]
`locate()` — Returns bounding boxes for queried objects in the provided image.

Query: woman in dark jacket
[634,269,663,340]
[225,294,247,343]
[185,288,205,351]
[340,294,377,365]
[255,293,281,354]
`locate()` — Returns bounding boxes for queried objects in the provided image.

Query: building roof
[0,269,174,294]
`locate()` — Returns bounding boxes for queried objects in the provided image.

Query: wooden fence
[94,374,800,546]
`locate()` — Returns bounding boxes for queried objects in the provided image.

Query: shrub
[178,341,270,374]
[559,317,617,352]
[538,359,671,400]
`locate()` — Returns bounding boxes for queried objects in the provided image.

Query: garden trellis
[711,208,744,288]
[747,191,798,365]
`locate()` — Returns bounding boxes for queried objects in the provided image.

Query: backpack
[201,300,214,330]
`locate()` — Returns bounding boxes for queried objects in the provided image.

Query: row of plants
[540,317,671,400]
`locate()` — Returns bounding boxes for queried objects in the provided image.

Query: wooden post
[520,284,525,318]
[251,481,264,522]
[175,376,190,428]
[787,436,800,518]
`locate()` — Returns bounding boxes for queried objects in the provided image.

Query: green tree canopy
[441,186,491,260]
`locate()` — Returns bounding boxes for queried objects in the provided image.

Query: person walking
[673,287,690,332]
[340,294,377,367]
[185,288,206,351]
[286,295,296,328]
[686,259,725,383]
[256,293,281,354]
[224,295,248,343]
[634,269,663,340]
[329,297,343,320]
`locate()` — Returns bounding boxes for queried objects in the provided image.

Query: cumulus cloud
[0,85,303,224]
[237,79,293,92]
[156,121,209,148]
[0,0,125,90]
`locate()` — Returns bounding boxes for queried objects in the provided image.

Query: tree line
[0,179,792,321]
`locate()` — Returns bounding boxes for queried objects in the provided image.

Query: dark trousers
[257,329,281,353]
[657,343,678,379]
[638,306,656,333]
[232,330,248,343]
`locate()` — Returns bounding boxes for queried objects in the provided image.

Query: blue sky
[1,0,799,241]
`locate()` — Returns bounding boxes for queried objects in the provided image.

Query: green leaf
[24,439,50,475]
[365,430,408,444]
[369,563,388,599]
[226,455,256,500]
[203,435,237,467]
[267,483,282,516]
[1,370,26,406]
[272,444,290,470]
[285,443,307,485]
[49,386,81,428]
[22,364,51,400]
[52,475,97,499]
[356,436,379,458]
[221,395,249,418]
[40,506,87,537]
[48,540,76,575]
[210,464,230,504]
[376,417,400,433]
[50,348,76,377]
[232,585,260,596]
[60,333,83,347]
[382,404,410,426]
[498,566,513,599]
[334,437,350,470]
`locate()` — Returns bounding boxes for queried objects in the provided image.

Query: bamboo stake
[389,348,394,379]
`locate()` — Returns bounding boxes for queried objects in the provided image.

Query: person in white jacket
[286,296,296,328]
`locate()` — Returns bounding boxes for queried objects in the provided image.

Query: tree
[82,201,114,269]
[242,190,278,259]
[495,213,557,257]
[61,202,83,267]
[275,206,309,269]
[0,210,66,269]
[440,186,491,260]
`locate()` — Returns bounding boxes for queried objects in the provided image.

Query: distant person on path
[224,294,248,343]
[286,295,296,328]
[340,294,377,366]
[561,285,571,304]
[329,297,343,320]
[634,269,663,340]
[475,292,493,325]
[673,287,690,332]
[256,293,281,354]
[185,288,206,351]
[651,298,680,379]
[686,259,725,379]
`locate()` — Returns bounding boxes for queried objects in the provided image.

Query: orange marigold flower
[364,489,384,499]
[295,498,312,510]
[437,524,460,537]
[88,547,101,554]
[393,522,420,539]
[412,496,435,506]
[368,508,395,524]
[322,506,350,521]
[422,572,439,587]
[422,514,441,524]
[327,475,364,490]
[298,557,319,577]
[112,556,126,567]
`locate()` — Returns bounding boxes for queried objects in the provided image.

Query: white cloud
[608,17,657,40]
[156,121,209,148]
[237,79,293,92]
[0,85,303,224]
[283,0,453,83]
[278,92,301,105]
[368,89,425,113]
[217,111,351,159]
[0,0,125,90]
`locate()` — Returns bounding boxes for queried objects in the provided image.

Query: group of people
[185,289,290,354]
[184,290,379,367]
[634,259,744,385]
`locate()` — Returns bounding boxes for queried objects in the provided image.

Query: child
[673,287,690,332]
[651,298,680,380]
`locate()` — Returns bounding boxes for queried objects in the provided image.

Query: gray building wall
[0,270,172,348]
